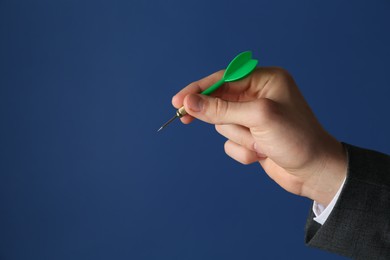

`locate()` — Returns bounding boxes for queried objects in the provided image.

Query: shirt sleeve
[312,176,347,225]
[304,143,390,258]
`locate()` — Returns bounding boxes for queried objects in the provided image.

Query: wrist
[301,137,348,206]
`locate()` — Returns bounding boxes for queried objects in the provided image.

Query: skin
[172,67,347,206]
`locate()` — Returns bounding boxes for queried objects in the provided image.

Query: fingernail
[187,94,203,112]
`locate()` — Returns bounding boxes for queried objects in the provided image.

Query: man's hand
[172,67,347,206]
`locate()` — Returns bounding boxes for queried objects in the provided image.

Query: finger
[184,94,282,128]
[215,124,255,151]
[172,71,224,124]
[179,114,195,124]
[173,67,282,125]
[224,140,259,165]
[172,70,224,109]
[173,67,285,108]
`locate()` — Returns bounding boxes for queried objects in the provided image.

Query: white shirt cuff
[312,176,346,225]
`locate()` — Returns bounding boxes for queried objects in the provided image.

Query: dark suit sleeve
[304,143,390,259]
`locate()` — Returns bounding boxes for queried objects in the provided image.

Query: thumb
[183,94,255,126]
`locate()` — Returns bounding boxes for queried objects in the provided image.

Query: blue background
[1,0,389,259]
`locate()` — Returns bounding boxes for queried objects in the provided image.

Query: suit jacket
[305,143,390,259]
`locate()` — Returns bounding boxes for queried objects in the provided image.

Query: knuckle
[269,67,294,86]
[223,141,231,155]
[253,98,280,125]
[214,98,228,119]
[215,124,223,134]
[224,141,254,165]
[270,67,292,79]
[239,135,252,151]
[215,69,225,76]
[240,154,253,165]
[240,151,256,165]
[191,83,203,93]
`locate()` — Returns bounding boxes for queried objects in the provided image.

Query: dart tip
[157,114,178,133]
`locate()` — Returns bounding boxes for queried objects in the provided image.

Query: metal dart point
[157,106,187,132]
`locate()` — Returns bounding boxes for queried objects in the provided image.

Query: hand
[172,67,347,206]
